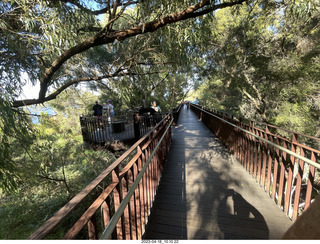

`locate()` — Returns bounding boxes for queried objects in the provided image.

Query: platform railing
[191,104,319,221]
[80,112,166,143]
[29,113,173,240]
[172,103,182,126]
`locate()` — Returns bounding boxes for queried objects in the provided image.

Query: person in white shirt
[106,99,114,122]
[151,101,161,113]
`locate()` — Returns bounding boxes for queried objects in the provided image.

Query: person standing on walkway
[93,101,103,127]
[106,99,114,123]
[151,101,161,125]
[151,101,161,112]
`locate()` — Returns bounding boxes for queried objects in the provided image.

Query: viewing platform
[79,106,181,144]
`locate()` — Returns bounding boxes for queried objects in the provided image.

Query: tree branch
[13,0,247,107]
[12,71,162,107]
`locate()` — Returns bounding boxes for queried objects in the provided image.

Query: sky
[19,72,39,100]
[19,72,100,101]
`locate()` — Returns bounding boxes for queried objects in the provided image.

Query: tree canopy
[191,0,320,137]
[1,0,246,108]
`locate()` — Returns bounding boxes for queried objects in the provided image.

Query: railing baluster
[132,162,141,239]
[305,152,316,210]
[272,138,280,201]
[253,130,259,179]
[292,147,305,220]
[127,168,137,240]
[135,150,143,238]
[145,146,152,213]
[261,131,268,188]
[266,128,273,196]
[87,214,98,240]
[244,128,249,170]
[112,167,123,240]
[278,140,287,208]
[101,198,112,239]
[249,131,254,174]
[121,174,131,239]
[257,134,263,185]
[141,148,148,232]
[284,134,297,215]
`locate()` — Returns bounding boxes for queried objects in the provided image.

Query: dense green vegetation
[191,2,320,138]
[0,90,116,239]
[0,0,319,239]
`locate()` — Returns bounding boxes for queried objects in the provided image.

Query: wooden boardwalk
[143,107,293,240]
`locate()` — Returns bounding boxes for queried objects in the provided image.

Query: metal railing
[191,104,319,221]
[172,103,182,126]
[80,112,166,143]
[29,113,173,240]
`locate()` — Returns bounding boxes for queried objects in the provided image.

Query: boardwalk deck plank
[143,107,292,240]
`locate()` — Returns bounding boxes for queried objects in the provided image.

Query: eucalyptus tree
[194,0,320,137]
[0,0,247,108]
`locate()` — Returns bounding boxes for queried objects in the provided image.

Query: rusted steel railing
[191,104,319,221]
[29,114,173,240]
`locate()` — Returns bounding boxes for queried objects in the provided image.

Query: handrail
[200,108,320,169]
[249,119,320,142]
[80,111,167,143]
[100,116,174,239]
[172,103,182,125]
[199,105,320,143]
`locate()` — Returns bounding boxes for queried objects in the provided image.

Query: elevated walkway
[143,106,292,239]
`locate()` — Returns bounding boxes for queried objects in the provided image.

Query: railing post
[304,152,316,211]
[101,199,112,239]
[87,214,98,240]
[172,105,180,126]
[112,166,123,239]
[121,174,131,240]
[127,168,137,240]
[132,161,141,239]
[278,140,288,208]
[292,147,304,220]
[134,113,140,140]
[265,126,273,196]
[272,138,281,201]
[284,133,298,216]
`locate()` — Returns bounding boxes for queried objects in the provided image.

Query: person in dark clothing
[93,101,103,116]
[93,101,103,127]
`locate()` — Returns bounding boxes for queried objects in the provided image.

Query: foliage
[191,0,320,138]
[0,97,35,193]
[0,0,247,108]
[0,89,115,239]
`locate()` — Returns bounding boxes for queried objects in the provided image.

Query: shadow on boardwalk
[180,133,269,239]
[143,107,291,240]
[217,189,268,239]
